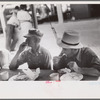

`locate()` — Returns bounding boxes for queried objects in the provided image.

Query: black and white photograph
[1,1,100,99]
[0,2,100,81]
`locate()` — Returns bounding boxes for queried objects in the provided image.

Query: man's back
[76,47,100,71]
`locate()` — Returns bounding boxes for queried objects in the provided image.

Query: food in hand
[58,68,71,74]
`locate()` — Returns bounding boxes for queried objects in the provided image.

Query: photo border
[0,0,100,99]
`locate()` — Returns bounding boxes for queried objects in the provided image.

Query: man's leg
[6,25,13,51]
[10,31,18,51]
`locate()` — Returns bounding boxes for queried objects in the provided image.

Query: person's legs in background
[10,28,18,51]
[5,25,14,51]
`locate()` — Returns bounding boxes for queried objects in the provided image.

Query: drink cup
[50,73,59,81]
[0,71,9,81]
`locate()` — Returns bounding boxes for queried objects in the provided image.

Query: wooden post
[56,4,63,23]
[0,5,7,48]
[0,5,6,36]
[30,4,38,29]
[51,4,55,15]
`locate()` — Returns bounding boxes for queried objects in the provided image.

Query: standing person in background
[17,4,33,47]
[6,6,20,51]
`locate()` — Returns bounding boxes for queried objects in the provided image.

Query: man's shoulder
[82,47,92,52]
[81,47,97,57]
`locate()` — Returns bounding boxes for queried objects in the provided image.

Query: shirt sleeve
[53,51,68,70]
[17,51,27,66]
[90,56,100,71]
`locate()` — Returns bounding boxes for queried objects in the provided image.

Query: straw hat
[57,30,83,49]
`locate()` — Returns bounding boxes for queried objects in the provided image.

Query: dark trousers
[6,24,18,51]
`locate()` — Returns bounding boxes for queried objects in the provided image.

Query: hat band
[62,40,79,46]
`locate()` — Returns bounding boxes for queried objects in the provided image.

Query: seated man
[9,28,51,70]
[53,30,100,76]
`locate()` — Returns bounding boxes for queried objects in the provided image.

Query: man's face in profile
[62,48,78,58]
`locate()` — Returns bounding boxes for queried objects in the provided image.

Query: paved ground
[0,19,100,58]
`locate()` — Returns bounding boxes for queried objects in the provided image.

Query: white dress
[17,10,32,47]
[0,49,11,69]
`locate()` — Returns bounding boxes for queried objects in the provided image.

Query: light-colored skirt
[16,22,32,49]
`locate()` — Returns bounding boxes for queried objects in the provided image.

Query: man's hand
[18,42,27,53]
[67,61,79,73]
[53,56,61,66]
[53,56,62,70]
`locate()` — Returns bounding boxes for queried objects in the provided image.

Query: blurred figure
[6,6,20,51]
[17,4,32,46]
[0,49,11,69]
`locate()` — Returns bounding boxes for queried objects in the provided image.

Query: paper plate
[60,72,83,81]
[8,74,32,81]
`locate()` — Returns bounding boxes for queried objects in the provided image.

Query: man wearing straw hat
[9,28,51,70]
[53,30,100,76]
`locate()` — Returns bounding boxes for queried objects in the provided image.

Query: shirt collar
[29,46,42,54]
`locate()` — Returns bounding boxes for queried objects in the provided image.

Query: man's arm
[9,51,21,70]
[70,62,100,76]
[53,54,68,70]
[77,67,100,76]
[9,42,27,70]
[72,48,100,76]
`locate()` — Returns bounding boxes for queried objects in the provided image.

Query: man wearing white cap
[9,28,51,70]
[53,30,100,76]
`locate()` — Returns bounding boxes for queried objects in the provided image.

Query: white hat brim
[57,38,83,49]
